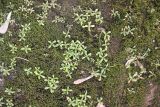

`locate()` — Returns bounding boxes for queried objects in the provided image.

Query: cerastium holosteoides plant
[23,67,60,94]
[0,57,29,76]
[62,86,73,95]
[0,87,16,107]
[125,47,153,83]
[18,0,34,17]
[49,28,111,84]
[36,0,61,26]
[67,91,91,107]
[18,23,31,41]
[73,6,103,33]
[91,30,111,81]
[44,75,59,93]
[33,67,45,80]
[0,58,16,76]
[48,39,93,78]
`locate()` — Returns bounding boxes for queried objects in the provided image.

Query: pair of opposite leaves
[0,12,12,34]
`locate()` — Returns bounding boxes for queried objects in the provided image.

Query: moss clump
[0,0,160,107]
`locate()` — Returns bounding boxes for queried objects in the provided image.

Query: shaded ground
[0,0,160,107]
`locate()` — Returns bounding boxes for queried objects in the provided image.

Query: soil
[108,37,122,57]
[0,0,160,107]
[144,82,160,107]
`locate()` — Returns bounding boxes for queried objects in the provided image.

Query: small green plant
[0,38,4,43]
[8,43,17,54]
[21,45,32,53]
[67,91,91,107]
[91,0,97,5]
[127,88,136,94]
[62,24,72,38]
[36,0,61,26]
[49,0,61,9]
[93,30,111,81]
[18,0,34,17]
[24,67,33,76]
[6,99,14,107]
[62,86,73,95]
[44,75,59,93]
[18,23,31,41]
[0,97,4,106]
[0,97,14,107]
[125,47,151,83]
[49,40,92,78]
[48,40,67,49]
[121,25,136,37]
[61,40,92,78]
[4,87,15,95]
[33,67,45,80]
[0,63,11,76]
[74,7,103,32]
[0,58,16,76]
[9,57,16,69]
[123,13,133,22]
[52,15,65,23]
[111,8,120,19]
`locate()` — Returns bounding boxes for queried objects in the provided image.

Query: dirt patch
[59,0,78,17]
[47,0,78,26]
[144,82,160,107]
[98,0,112,22]
[108,37,122,58]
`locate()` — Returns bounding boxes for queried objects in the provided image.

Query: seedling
[127,88,136,94]
[67,91,91,107]
[44,75,59,93]
[6,99,14,107]
[50,0,61,9]
[21,45,32,53]
[8,43,17,54]
[121,25,136,37]
[5,87,15,95]
[62,25,72,38]
[62,86,73,95]
[24,67,33,76]
[125,47,151,83]
[0,97,4,106]
[18,23,31,41]
[36,0,60,26]
[52,16,65,23]
[33,67,45,80]
[74,7,103,32]
[50,39,92,78]
[0,38,4,43]
[93,30,111,81]
[0,62,13,76]
[111,8,120,19]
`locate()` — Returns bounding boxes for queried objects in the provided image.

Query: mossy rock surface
[0,0,160,107]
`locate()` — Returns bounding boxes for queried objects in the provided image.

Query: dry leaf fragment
[96,102,106,107]
[73,75,93,84]
[0,12,12,34]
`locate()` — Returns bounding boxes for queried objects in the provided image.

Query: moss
[0,0,160,107]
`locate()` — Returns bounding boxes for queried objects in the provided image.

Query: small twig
[73,75,94,85]
[15,57,29,62]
